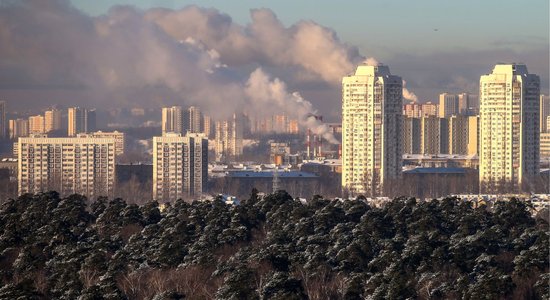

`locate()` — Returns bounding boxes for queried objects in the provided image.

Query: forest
[0,190,548,299]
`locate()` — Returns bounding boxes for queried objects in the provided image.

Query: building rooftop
[403,167,467,174]
[226,170,318,178]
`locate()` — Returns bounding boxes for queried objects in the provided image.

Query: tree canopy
[0,191,548,299]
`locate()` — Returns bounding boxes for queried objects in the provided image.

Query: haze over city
[0,0,548,122]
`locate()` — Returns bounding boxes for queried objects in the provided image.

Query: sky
[0,0,548,122]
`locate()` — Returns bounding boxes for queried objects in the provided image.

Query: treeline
[0,191,548,299]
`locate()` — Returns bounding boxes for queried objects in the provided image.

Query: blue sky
[71,0,549,59]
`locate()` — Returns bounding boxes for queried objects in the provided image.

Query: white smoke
[365,57,379,66]
[402,80,419,102]
[245,69,339,144]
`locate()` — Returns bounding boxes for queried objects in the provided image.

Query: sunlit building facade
[342,64,402,196]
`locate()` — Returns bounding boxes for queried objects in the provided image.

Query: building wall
[18,137,116,198]
[403,117,421,154]
[0,101,5,139]
[540,94,550,133]
[44,109,62,133]
[479,64,540,193]
[439,93,459,117]
[153,133,208,202]
[342,65,402,196]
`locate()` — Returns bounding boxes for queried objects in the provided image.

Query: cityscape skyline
[0,1,547,123]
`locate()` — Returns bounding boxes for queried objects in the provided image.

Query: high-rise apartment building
[467,116,480,156]
[188,106,202,133]
[420,116,448,154]
[0,101,6,139]
[403,103,422,118]
[153,132,208,202]
[448,115,469,155]
[439,93,459,118]
[540,94,549,133]
[202,114,212,137]
[28,115,45,134]
[402,117,421,154]
[18,136,116,198]
[68,107,95,136]
[215,113,244,160]
[9,119,29,139]
[342,64,402,196]
[540,132,550,158]
[77,131,125,156]
[421,102,439,117]
[161,106,184,135]
[44,109,62,133]
[479,63,539,193]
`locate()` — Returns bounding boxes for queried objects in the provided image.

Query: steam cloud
[0,0,420,143]
[245,69,339,144]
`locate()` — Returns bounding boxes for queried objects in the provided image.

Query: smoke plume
[0,0,422,141]
[245,69,339,144]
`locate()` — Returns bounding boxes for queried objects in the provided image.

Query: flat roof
[227,171,318,178]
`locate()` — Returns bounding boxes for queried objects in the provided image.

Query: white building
[342,64,402,196]
[77,131,125,156]
[18,136,116,198]
[479,63,540,193]
[153,132,208,202]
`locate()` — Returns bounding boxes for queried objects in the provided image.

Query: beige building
[540,94,549,133]
[421,102,439,117]
[342,64,402,196]
[153,132,208,202]
[467,116,480,155]
[9,119,29,139]
[540,132,550,158]
[479,63,540,193]
[28,115,45,134]
[18,136,116,198]
[44,109,62,133]
[161,106,184,135]
[77,131,125,156]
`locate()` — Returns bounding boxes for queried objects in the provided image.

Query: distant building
[270,142,291,165]
[215,113,243,160]
[421,102,439,117]
[439,93,459,118]
[9,118,29,139]
[403,102,422,118]
[342,64,402,196]
[479,63,540,193]
[188,106,202,134]
[161,106,184,135]
[28,115,45,134]
[68,107,95,136]
[420,116,447,155]
[448,115,469,155]
[202,114,212,137]
[467,116,480,156]
[18,136,116,198]
[153,132,208,202]
[540,94,550,133]
[540,132,550,158]
[44,109,62,133]
[403,117,421,154]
